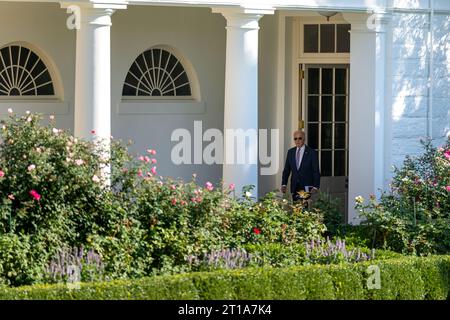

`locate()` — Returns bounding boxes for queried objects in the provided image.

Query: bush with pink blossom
[0,111,328,285]
[356,137,450,255]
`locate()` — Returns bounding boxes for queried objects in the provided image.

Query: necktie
[296,148,300,170]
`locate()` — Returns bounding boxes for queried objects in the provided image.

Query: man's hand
[281,185,287,193]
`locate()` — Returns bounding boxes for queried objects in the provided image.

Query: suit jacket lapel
[298,146,309,173]
[291,148,297,172]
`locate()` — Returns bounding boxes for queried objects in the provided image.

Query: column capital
[61,1,127,26]
[61,0,128,10]
[212,6,274,29]
[343,11,392,33]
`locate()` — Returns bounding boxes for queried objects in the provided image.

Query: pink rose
[29,190,41,201]
[151,167,157,175]
[171,199,177,205]
[144,156,150,163]
[28,164,36,171]
[151,158,157,164]
[0,170,4,178]
[229,183,235,191]
[170,185,177,190]
[446,186,450,192]
[205,182,214,191]
[445,150,450,160]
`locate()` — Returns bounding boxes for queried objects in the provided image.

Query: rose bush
[355,137,450,255]
[0,111,328,286]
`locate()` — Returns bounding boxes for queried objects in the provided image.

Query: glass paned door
[304,65,349,220]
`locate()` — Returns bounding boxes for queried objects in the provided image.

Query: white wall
[390,11,450,170]
[111,5,226,186]
[390,13,430,167]
[432,14,450,146]
[258,12,280,195]
[0,2,75,129]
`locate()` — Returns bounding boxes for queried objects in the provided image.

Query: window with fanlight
[122,48,192,98]
[0,44,55,97]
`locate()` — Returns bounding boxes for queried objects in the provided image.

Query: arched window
[122,47,192,97]
[0,44,55,96]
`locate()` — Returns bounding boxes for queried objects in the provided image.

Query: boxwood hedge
[0,255,448,300]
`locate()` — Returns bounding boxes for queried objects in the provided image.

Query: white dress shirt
[296,145,305,169]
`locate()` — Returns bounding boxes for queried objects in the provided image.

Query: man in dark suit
[281,130,320,202]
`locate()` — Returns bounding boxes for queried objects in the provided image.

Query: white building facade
[0,0,449,222]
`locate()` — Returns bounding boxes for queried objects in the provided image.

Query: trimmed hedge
[0,255,449,300]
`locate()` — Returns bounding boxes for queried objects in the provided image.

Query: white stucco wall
[0,2,75,130]
[111,5,226,186]
[258,12,279,195]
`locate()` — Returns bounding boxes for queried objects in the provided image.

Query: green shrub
[0,112,329,285]
[311,192,345,237]
[355,138,450,255]
[2,255,447,300]
[327,264,365,300]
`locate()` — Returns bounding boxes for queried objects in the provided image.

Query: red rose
[253,227,261,235]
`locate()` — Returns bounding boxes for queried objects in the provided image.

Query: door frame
[292,15,351,222]
[301,64,350,221]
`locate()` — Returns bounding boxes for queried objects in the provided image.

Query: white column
[61,2,126,183]
[74,8,112,141]
[61,2,125,141]
[343,12,392,224]
[213,7,273,199]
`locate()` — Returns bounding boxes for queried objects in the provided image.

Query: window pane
[304,25,319,53]
[321,96,332,122]
[321,123,332,149]
[308,123,319,150]
[321,150,332,177]
[335,96,346,122]
[335,68,347,94]
[337,24,350,53]
[334,150,346,176]
[308,96,319,122]
[322,68,333,94]
[308,68,319,94]
[335,123,346,149]
[320,24,335,53]
[124,49,191,97]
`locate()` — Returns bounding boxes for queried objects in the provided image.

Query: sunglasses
[294,137,303,141]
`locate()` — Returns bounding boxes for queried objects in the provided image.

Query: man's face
[294,133,305,148]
